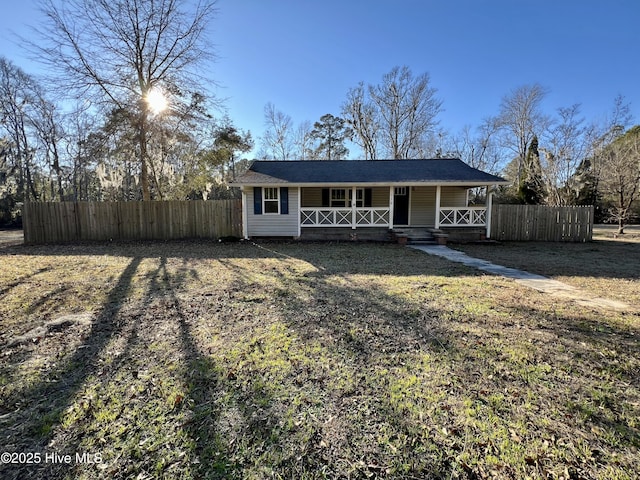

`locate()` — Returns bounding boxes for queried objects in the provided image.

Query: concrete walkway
[411,245,631,312]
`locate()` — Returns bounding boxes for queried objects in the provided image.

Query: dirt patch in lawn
[6,313,94,348]
[1,241,638,479]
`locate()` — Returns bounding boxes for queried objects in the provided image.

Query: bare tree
[64,109,100,201]
[343,66,442,159]
[569,96,635,217]
[342,82,379,159]
[589,95,634,182]
[446,119,505,174]
[260,102,294,160]
[369,66,442,159]
[33,0,217,200]
[0,58,41,202]
[496,83,550,185]
[598,126,640,234]
[539,104,592,205]
[30,89,66,200]
[293,120,314,160]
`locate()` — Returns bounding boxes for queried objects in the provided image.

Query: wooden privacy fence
[23,199,242,244]
[490,205,594,242]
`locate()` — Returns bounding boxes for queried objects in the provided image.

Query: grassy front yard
[453,229,640,307]
[1,240,638,479]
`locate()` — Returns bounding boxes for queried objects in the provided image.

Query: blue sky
[2,0,639,158]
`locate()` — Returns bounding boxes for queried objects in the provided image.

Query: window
[254,187,288,215]
[330,188,364,207]
[331,189,347,207]
[322,188,371,208]
[263,187,279,214]
[394,187,407,196]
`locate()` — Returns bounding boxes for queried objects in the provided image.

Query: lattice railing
[439,207,487,226]
[301,208,390,227]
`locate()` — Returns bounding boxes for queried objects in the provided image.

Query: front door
[393,187,410,225]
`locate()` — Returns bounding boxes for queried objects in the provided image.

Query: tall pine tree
[518,135,546,204]
[310,114,352,160]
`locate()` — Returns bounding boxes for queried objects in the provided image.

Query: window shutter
[365,188,373,207]
[253,187,262,215]
[322,188,330,207]
[280,187,289,214]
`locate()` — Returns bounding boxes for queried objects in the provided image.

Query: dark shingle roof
[232,159,507,185]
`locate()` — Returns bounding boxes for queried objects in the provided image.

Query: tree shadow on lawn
[3,237,640,281]
[253,243,640,477]
[0,238,492,277]
[1,245,346,479]
[141,243,472,477]
[185,246,471,478]
[0,256,142,479]
[2,240,639,478]
[0,253,213,479]
[0,266,52,298]
[0,239,285,262]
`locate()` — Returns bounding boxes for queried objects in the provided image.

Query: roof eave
[231,180,510,188]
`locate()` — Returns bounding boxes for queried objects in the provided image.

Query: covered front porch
[298,185,493,233]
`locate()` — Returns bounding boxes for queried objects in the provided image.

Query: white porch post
[297,186,302,238]
[351,186,357,229]
[486,186,493,239]
[435,185,442,229]
[241,188,249,239]
[389,186,394,229]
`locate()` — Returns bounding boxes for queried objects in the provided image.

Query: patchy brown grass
[0,240,638,479]
[453,231,640,310]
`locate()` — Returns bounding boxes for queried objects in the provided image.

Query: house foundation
[299,227,391,242]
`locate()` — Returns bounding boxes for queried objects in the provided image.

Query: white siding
[410,186,436,226]
[246,187,299,237]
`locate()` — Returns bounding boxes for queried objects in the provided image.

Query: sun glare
[146,87,168,115]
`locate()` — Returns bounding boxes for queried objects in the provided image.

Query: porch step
[392,228,445,245]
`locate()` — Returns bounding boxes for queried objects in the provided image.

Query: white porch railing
[439,207,487,227]
[301,208,390,227]
[300,206,486,228]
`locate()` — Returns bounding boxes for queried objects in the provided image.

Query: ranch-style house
[231,159,508,242]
